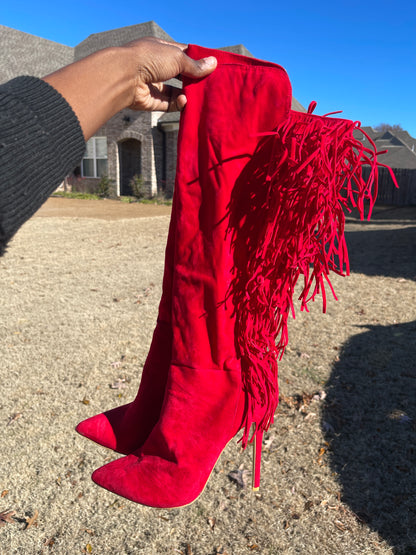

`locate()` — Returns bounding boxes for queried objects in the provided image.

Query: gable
[0,21,305,112]
[74,21,174,61]
[355,127,416,169]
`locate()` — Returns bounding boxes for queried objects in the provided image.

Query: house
[0,21,305,198]
[354,127,416,205]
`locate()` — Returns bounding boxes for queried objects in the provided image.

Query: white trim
[81,136,108,178]
[159,122,180,132]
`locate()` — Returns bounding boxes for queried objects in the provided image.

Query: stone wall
[164,126,179,198]
[94,109,154,197]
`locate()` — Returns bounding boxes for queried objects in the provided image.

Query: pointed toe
[76,404,132,454]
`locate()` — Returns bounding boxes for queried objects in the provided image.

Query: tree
[374,123,404,133]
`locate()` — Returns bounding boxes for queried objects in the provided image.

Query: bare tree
[374,123,404,133]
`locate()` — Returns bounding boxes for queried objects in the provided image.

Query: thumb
[180,55,217,79]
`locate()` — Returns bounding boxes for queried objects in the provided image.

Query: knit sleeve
[0,76,86,255]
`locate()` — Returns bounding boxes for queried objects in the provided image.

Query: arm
[43,37,217,140]
[0,38,216,254]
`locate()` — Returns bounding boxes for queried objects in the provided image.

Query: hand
[124,37,217,112]
[43,37,217,140]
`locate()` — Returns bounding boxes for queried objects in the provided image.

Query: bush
[97,175,113,198]
[129,174,146,199]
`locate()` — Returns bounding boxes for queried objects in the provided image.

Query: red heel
[252,430,263,491]
[89,43,382,509]
[90,47,291,508]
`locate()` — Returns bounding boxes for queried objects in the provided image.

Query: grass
[52,191,101,200]
[119,195,173,206]
[53,192,172,205]
[297,365,327,385]
[0,205,414,554]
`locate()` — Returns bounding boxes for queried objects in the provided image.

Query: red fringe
[232,106,398,447]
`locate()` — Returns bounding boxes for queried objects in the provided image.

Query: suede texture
[93,366,243,507]
[91,45,292,507]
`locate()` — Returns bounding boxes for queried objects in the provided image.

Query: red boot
[76,196,178,454]
[91,46,291,506]
[91,45,392,507]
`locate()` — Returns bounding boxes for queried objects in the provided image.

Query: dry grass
[0,201,415,554]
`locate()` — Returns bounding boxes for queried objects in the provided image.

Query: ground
[0,199,415,554]
[37,197,172,220]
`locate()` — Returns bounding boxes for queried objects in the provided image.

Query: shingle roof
[74,21,174,60]
[0,24,73,83]
[218,44,253,57]
[291,98,306,112]
[355,127,416,169]
[0,22,305,113]
[392,130,416,152]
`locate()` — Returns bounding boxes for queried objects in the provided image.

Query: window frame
[81,136,108,178]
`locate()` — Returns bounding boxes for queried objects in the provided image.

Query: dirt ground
[0,199,415,554]
[37,197,172,220]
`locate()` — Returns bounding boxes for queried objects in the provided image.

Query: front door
[119,139,142,196]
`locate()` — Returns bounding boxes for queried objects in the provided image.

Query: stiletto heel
[89,43,383,509]
[252,429,263,491]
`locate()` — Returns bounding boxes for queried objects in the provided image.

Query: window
[82,137,108,177]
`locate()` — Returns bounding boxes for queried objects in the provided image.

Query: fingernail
[203,56,217,68]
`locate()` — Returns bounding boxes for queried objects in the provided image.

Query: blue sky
[2,0,415,136]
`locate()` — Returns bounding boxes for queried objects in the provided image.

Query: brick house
[1,21,305,198]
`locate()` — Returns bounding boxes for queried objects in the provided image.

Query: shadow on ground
[323,210,416,553]
[323,320,416,552]
[345,223,416,282]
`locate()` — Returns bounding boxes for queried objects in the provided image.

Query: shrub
[129,174,146,199]
[97,175,113,198]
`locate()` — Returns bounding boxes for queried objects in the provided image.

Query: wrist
[105,46,138,112]
[43,46,137,140]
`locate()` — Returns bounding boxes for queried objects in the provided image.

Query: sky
[2,0,415,137]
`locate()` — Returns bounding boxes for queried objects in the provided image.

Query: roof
[355,127,416,169]
[74,21,174,61]
[0,24,73,84]
[291,98,306,112]
[160,43,306,119]
[218,44,253,57]
[0,22,305,112]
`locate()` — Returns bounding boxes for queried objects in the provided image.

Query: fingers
[153,85,187,112]
[165,55,216,111]
[126,37,217,112]
[133,36,187,52]
[179,55,217,79]
[133,83,186,113]
[131,36,217,81]
[168,89,187,112]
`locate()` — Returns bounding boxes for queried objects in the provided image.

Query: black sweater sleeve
[0,76,86,255]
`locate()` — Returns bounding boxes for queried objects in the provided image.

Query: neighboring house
[358,127,416,170]
[1,21,305,198]
[354,127,416,205]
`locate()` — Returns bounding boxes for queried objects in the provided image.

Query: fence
[364,166,416,206]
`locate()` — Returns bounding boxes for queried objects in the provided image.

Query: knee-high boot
[90,45,394,507]
[90,47,291,506]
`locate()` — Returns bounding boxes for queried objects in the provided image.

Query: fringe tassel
[228,105,398,448]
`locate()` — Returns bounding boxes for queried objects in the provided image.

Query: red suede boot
[90,45,394,507]
[91,46,291,506]
[75,198,178,454]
